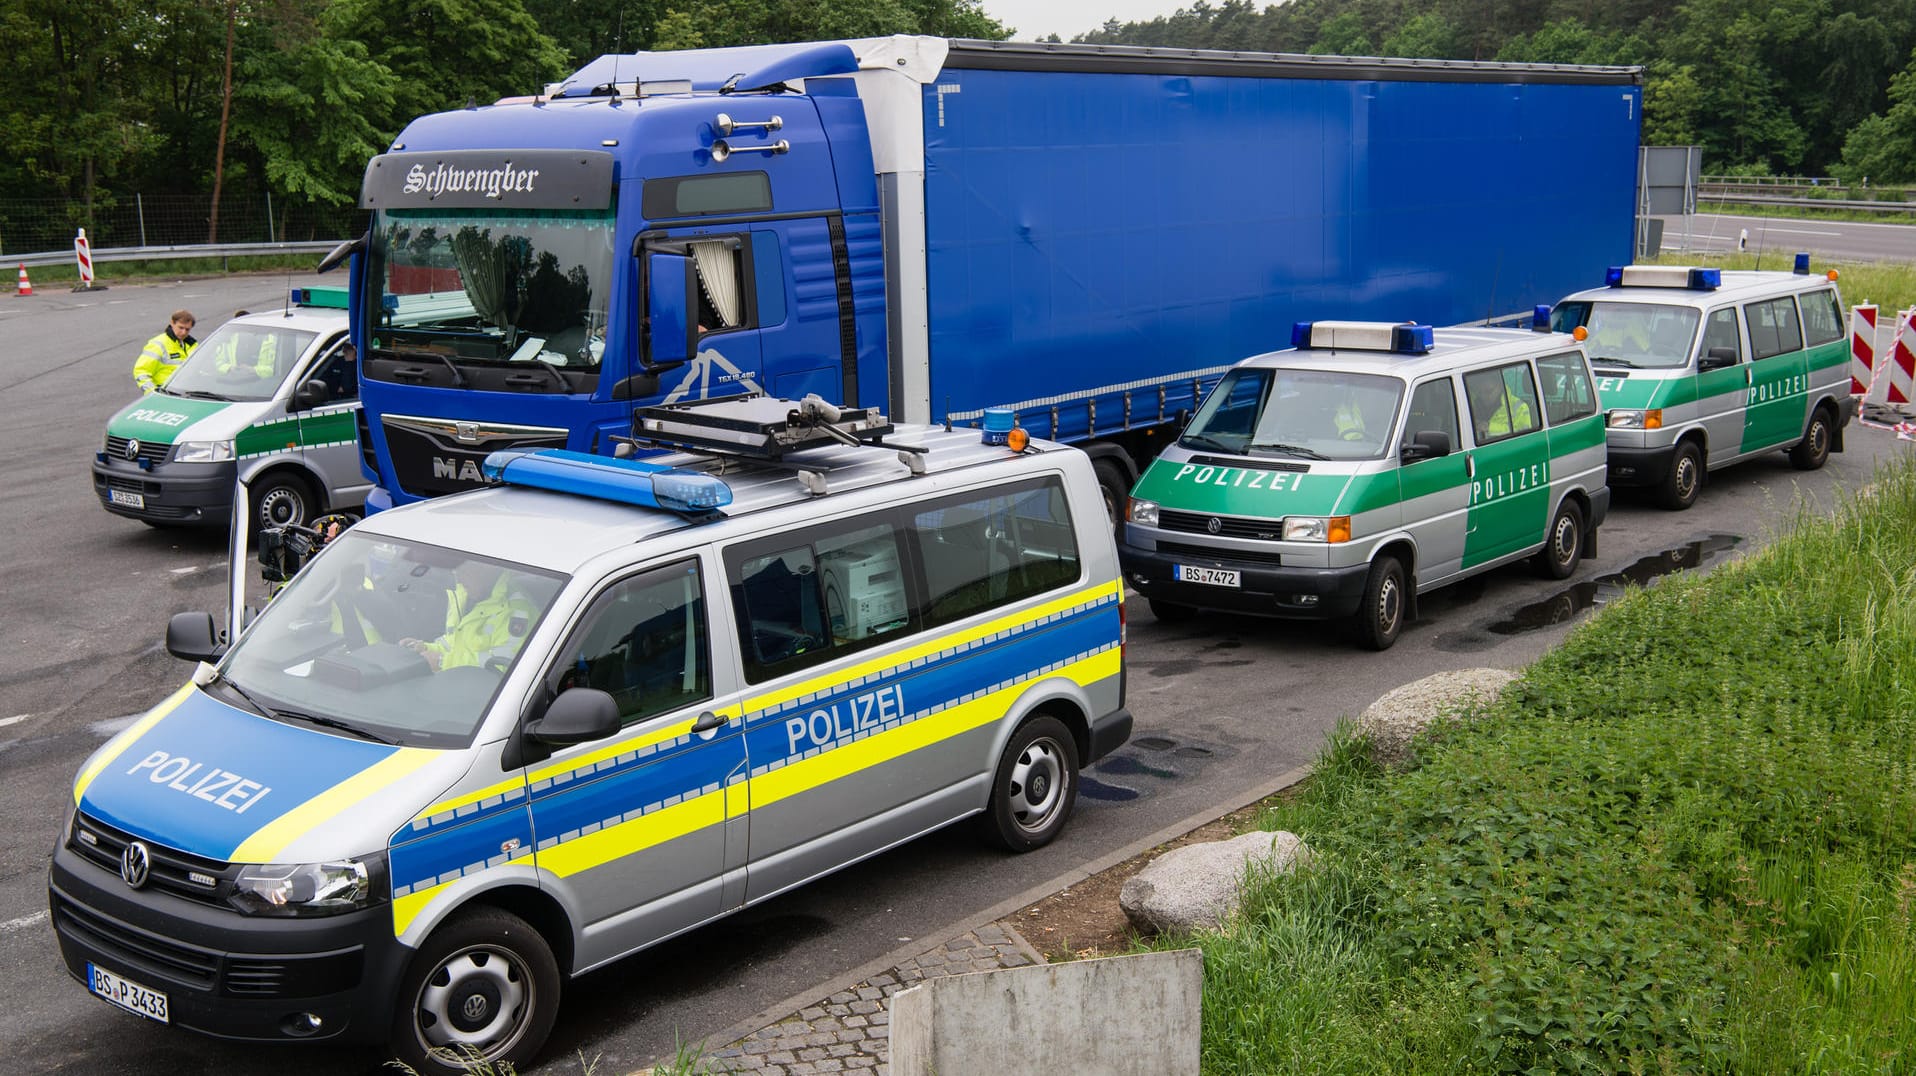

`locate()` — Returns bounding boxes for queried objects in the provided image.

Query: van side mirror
[1699,347,1738,372]
[643,250,694,370]
[166,611,225,662]
[527,687,621,746]
[1400,429,1452,463]
[290,379,330,411]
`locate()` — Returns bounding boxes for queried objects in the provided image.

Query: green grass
[1169,457,1916,1074]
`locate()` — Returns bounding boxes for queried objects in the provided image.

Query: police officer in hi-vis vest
[133,309,198,394]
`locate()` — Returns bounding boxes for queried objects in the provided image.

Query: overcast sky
[979,0,1184,41]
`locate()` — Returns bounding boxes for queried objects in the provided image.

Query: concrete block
[889,948,1201,1075]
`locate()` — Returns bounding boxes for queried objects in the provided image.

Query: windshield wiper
[168,389,231,401]
[270,709,397,745]
[518,354,568,389]
[1590,356,1639,368]
[206,670,275,718]
[1247,441,1330,460]
[386,346,469,388]
[1179,433,1234,452]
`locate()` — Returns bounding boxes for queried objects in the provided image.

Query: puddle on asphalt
[1488,534,1743,636]
[1082,735,1233,802]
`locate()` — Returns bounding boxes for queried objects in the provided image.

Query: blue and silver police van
[49,395,1129,1074]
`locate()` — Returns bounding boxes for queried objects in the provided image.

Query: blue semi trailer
[336,36,1642,515]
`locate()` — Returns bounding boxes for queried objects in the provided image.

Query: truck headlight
[174,440,235,463]
[1606,409,1662,430]
[1283,516,1352,543]
[230,853,386,917]
[1128,498,1159,526]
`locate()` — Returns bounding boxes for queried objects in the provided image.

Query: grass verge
[1163,456,1916,1074]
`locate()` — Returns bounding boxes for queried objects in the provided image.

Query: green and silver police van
[1120,320,1610,649]
[1550,257,1856,509]
[51,395,1129,1074]
[92,288,365,532]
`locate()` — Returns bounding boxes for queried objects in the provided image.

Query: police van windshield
[1182,368,1404,461]
[369,207,615,374]
[1552,301,1700,370]
[219,533,565,748]
[162,323,319,402]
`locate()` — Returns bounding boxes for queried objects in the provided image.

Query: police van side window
[908,477,1081,627]
[310,340,360,403]
[1536,351,1597,424]
[729,522,913,683]
[1800,289,1843,347]
[1402,378,1460,453]
[553,560,711,728]
[1701,308,1742,363]
[1463,364,1541,444]
[1746,297,1804,360]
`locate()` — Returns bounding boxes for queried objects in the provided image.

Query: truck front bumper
[91,457,236,527]
[1118,540,1370,620]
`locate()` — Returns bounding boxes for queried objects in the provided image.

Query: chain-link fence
[0,193,364,256]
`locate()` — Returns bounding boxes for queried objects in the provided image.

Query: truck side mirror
[643,251,695,370]
[1699,347,1738,372]
[1400,429,1452,462]
[290,379,330,411]
[166,611,225,663]
[527,687,622,746]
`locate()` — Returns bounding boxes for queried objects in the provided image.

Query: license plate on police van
[1174,564,1240,588]
[87,963,169,1024]
[108,490,146,510]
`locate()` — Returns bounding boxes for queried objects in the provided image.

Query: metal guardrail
[7,240,341,270]
[1695,191,1916,214]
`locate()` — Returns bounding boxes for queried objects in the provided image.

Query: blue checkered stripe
[741,590,1120,778]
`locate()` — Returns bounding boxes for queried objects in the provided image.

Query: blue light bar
[1793,252,1811,275]
[482,449,733,514]
[1291,321,1314,348]
[1688,268,1721,289]
[1604,266,1625,287]
[1292,321,1432,354]
[1532,304,1553,331]
[1609,265,1720,290]
[1391,324,1434,354]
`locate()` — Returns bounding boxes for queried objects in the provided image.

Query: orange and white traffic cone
[15,264,31,297]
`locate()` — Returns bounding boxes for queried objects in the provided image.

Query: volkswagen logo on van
[124,439,141,461]
[1206,516,1222,535]
[120,841,152,889]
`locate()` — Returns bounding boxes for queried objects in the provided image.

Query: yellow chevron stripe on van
[231,747,438,863]
[750,648,1121,812]
[74,683,195,804]
[533,789,727,879]
[743,579,1121,717]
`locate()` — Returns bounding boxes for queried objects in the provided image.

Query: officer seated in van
[402,560,541,672]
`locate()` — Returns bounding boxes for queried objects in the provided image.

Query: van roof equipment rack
[629,394,899,461]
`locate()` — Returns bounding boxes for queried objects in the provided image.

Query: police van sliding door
[1694,308,1748,468]
[1742,296,1810,454]
[523,558,748,968]
[1461,363,1552,568]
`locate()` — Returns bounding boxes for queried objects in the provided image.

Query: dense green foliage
[1170,458,1916,1073]
[0,0,1006,236]
[1072,0,1916,183]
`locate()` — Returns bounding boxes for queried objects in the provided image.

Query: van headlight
[174,440,236,463]
[1284,516,1352,543]
[1128,498,1160,526]
[230,853,387,916]
[1606,409,1662,430]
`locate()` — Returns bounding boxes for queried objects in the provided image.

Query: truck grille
[381,415,567,499]
[103,436,171,464]
[1159,509,1285,541]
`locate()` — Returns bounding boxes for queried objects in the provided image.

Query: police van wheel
[1789,407,1834,470]
[981,715,1080,852]
[1351,555,1405,651]
[391,907,562,1076]
[253,473,316,533]
[1658,442,1703,511]
[1534,499,1584,580]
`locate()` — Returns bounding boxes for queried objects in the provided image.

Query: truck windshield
[1553,301,1700,369]
[161,323,318,402]
[219,532,566,748]
[1182,367,1403,461]
[370,207,615,373]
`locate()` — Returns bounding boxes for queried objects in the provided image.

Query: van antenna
[611,7,625,97]
[1753,219,1770,270]
[283,268,293,317]
[944,396,952,432]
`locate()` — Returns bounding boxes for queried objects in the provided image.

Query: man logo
[432,457,488,484]
[124,439,141,461]
[1206,516,1223,535]
[121,841,152,889]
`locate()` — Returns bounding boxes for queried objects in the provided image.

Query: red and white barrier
[1888,310,1916,407]
[1849,304,1877,396]
[74,228,95,288]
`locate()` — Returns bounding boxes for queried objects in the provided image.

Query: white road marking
[1,911,48,936]
[169,566,199,575]
[0,715,26,728]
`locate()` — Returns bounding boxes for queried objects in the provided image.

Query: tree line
[6,0,1912,249]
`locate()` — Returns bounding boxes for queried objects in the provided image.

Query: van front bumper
[1118,539,1370,620]
[48,837,409,1045]
[91,456,236,527]
[1603,440,1677,488]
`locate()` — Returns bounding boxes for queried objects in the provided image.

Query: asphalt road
[1654,211,1916,263]
[2,275,1912,1074]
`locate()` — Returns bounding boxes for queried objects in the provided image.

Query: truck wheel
[1148,598,1196,624]
[1350,555,1405,651]
[979,714,1079,852]
[1657,441,1703,511]
[391,907,561,1076]
[253,472,316,533]
[1789,406,1833,470]
[1092,457,1131,530]
[1533,499,1584,580]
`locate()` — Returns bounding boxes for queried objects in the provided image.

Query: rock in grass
[1119,830,1311,935]
[1356,667,1518,770]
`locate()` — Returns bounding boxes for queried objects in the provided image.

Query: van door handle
[692,710,726,732]
[1465,453,1476,478]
